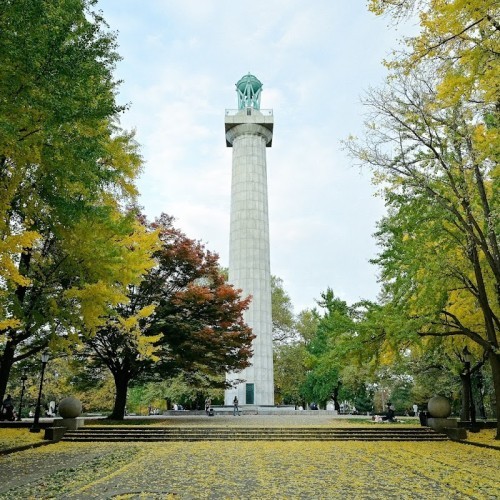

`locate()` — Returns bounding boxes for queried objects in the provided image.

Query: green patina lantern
[236,73,262,110]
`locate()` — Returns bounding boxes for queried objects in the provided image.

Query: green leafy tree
[274,342,309,405]
[298,292,408,412]
[139,374,224,412]
[345,0,500,436]
[271,276,296,343]
[270,276,320,405]
[300,290,358,409]
[346,74,499,433]
[0,0,154,402]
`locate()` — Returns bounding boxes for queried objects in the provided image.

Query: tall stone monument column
[224,74,274,405]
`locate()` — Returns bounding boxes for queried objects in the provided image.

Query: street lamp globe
[41,350,50,364]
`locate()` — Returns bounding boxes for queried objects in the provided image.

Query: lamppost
[16,369,28,421]
[30,350,50,433]
[462,346,476,428]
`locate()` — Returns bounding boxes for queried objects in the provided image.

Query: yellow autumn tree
[0,1,158,401]
[369,0,499,104]
[346,0,500,436]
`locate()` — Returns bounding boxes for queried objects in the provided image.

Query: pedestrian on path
[233,396,240,416]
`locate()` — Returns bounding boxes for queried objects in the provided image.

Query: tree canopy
[350,0,500,436]
[86,214,254,419]
[0,0,156,401]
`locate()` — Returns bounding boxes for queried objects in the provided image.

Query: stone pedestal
[59,417,83,430]
[427,417,457,432]
[44,426,67,441]
[444,427,467,440]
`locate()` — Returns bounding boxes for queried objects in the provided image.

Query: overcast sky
[97,0,413,313]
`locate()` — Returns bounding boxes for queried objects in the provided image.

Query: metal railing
[225,108,273,117]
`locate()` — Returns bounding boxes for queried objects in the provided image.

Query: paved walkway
[1,433,498,499]
[5,413,418,428]
[126,413,366,426]
[84,413,419,427]
[1,415,498,499]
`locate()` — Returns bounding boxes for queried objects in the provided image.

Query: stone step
[64,429,441,436]
[67,425,442,434]
[63,432,443,439]
[62,437,448,442]
[61,427,447,442]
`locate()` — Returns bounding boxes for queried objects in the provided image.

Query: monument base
[59,417,83,430]
[427,417,457,432]
[443,427,467,440]
[44,426,67,441]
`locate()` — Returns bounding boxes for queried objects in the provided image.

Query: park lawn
[0,428,44,451]
[464,428,500,449]
[0,439,498,499]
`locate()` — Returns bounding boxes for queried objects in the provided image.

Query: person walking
[233,396,240,416]
[205,397,212,416]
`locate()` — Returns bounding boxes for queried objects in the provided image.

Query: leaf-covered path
[1,438,498,499]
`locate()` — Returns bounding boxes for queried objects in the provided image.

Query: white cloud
[98,0,410,312]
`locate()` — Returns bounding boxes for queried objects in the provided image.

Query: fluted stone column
[224,109,274,406]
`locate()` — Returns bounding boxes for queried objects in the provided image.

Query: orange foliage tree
[86,214,254,420]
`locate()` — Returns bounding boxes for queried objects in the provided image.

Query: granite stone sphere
[427,395,451,418]
[58,397,82,418]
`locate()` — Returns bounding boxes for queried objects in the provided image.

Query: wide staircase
[61,426,447,442]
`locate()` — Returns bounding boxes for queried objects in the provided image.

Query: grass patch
[464,428,500,449]
[0,428,44,451]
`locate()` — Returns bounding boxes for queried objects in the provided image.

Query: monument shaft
[225,75,274,405]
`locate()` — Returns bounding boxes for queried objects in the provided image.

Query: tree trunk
[0,342,16,404]
[460,372,471,422]
[332,382,341,412]
[108,372,130,420]
[0,250,31,402]
[488,352,500,440]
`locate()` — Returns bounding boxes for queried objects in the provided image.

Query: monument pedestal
[427,417,457,432]
[59,417,83,430]
[44,426,68,441]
